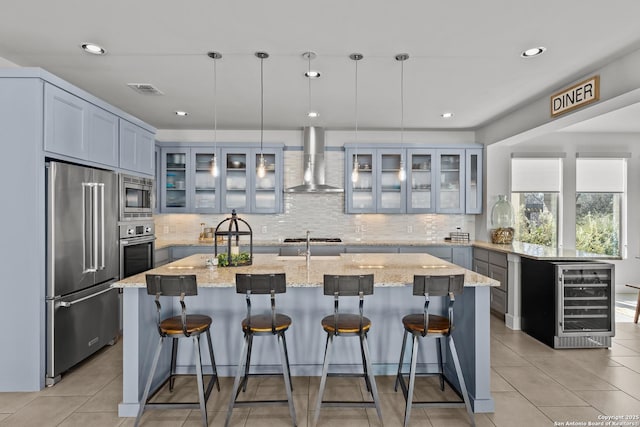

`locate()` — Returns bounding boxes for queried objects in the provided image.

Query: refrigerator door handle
[82,182,97,273]
[56,287,114,308]
[97,183,106,270]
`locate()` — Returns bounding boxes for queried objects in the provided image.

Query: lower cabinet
[474,248,508,316]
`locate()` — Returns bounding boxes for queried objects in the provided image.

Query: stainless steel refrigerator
[45,161,120,386]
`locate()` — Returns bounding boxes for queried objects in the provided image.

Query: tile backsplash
[154,150,476,244]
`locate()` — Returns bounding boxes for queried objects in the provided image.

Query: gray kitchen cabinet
[171,245,214,260]
[407,149,436,213]
[465,148,483,214]
[452,246,472,269]
[119,119,154,176]
[345,144,482,214]
[435,149,466,214]
[474,247,508,317]
[221,146,283,214]
[192,148,221,213]
[154,247,171,267]
[161,148,190,213]
[44,83,119,167]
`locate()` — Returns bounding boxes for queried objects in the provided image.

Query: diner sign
[550,75,599,117]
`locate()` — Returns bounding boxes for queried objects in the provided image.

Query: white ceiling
[2,1,640,132]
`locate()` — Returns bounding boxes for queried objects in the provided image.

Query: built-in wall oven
[120,174,153,221]
[119,222,155,279]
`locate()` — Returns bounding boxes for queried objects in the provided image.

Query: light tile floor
[1,303,639,427]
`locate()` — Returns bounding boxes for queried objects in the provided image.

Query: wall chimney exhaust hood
[285,126,344,193]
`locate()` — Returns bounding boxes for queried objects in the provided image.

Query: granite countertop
[114,253,499,289]
[472,240,620,261]
[154,239,473,250]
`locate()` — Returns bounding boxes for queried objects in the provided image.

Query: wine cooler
[521,258,614,349]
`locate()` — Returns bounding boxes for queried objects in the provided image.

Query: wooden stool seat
[242,313,292,333]
[321,314,371,334]
[160,315,212,335]
[402,313,450,334]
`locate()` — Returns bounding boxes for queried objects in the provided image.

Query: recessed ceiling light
[81,43,105,55]
[175,111,189,116]
[441,112,454,119]
[521,46,546,58]
[305,71,321,78]
[307,111,319,118]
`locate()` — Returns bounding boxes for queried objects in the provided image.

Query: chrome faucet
[306,230,311,267]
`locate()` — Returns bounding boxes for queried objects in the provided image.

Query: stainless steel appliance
[119,221,155,279]
[46,161,120,386]
[521,258,615,349]
[119,173,153,220]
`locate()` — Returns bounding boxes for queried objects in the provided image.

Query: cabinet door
[489,264,507,292]
[252,148,282,213]
[191,149,220,213]
[452,246,472,269]
[407,149,436,213]
[88,105,118,167]
[473,259,489,276]
[465,148,483,214]
[345,149,376,213]
[119,120,155,175]
[44,83,89,160]
[161,148,190,212]
[221,149,249,213]
[377,149,406,213]
[435,149,465,213]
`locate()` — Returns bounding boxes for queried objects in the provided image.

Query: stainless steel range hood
[285,126,344,193]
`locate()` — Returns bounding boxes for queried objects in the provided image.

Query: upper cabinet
[119,119,155,176]
[159,144,283,214]
[44,83,119,167]
[44,82,155,175]
[345,144,482,214]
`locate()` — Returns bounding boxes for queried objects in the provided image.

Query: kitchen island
[115,253,498,417]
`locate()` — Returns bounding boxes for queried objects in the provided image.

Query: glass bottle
[491,195,514,244]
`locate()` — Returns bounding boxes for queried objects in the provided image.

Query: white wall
[154,128,479,244]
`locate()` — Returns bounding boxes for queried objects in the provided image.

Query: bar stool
[313,274,382,425]
[394,274,475,427]
[135,274,219,427]
[225,273,296,427]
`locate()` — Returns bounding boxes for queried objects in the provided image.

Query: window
[575,156,626,256]
[510,156,563,248]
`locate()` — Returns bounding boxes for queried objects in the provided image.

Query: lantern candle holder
[214,209,253,267]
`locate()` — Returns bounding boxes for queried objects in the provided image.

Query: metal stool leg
[404,334,419,427]
[169,337,178,391]
[241,333,254,392]
[436,337,445,391]
[193,335,208,427]
[278,332,297,426]
[448,336,475,427]
[395,329,409,392]
[360,336,372,392]
[313,333,333,426]
[134,335,165,427]
[361,333,382,423]
[225,334,250,427]
[281,331,294,392]
[205,328,220,392]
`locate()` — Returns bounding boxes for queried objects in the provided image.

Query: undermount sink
[276,255,342,261]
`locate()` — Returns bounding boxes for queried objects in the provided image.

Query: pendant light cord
[214,57,218,146]
[354,57,359,161]
[400,59,404,145]
[260,55,264,154]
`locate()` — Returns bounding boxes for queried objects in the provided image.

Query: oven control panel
[119,222,155,239]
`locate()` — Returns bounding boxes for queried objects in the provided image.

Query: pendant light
[207,51,222,177]
[350,53,363,183]
[396,53,409,182]
[256,51,269,179]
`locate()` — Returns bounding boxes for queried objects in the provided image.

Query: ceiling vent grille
[127,83,164,95]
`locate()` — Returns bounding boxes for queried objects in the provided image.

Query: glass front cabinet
[160,144,283,214]
[345,145,482,214]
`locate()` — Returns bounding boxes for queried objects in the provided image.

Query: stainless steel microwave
[119,174,154,220]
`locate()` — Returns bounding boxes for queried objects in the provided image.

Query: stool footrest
[327,372,367,378]
[144,402,204,411]
[320,401,378,408]
[233,399,291,407]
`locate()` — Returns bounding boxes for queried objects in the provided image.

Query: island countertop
[114,253,499,288]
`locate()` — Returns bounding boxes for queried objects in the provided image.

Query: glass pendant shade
[257,154,266,178]
[351,159,359,183]
[210,155,219,177]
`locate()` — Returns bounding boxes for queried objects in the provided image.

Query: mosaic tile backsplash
[154,151,476,243]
